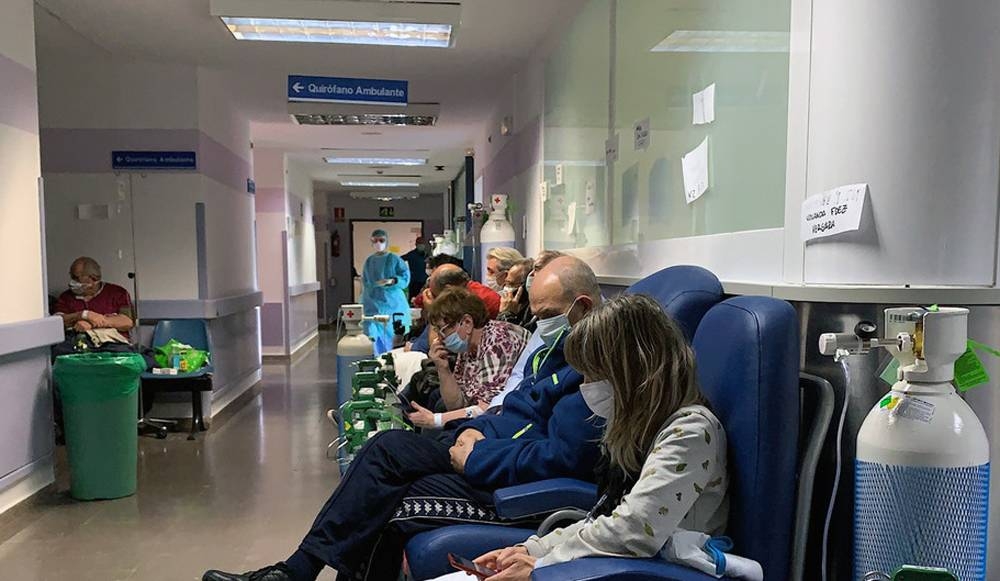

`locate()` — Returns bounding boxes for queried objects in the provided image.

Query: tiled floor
[0,334,342,580]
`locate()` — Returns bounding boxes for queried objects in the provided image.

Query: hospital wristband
[434,413,443,428]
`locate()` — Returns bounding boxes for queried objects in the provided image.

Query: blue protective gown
[361,251,411,354]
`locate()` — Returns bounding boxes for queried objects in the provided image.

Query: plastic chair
[140,319,214,440]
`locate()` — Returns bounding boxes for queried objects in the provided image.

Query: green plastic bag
[53,352,146,500]
[153,339,209,372]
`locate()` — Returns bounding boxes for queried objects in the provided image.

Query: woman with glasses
[408,287,530,430]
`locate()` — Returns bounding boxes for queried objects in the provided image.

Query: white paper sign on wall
[540,180,549,201]
[605,133,620,164]
[634,117,651,151]
[681,137,710,204]
[692,83,716,125]
[555,163,564,186]
[801,183,868,241]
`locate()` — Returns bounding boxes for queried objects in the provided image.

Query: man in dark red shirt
[53,257,135,334]
[428,264,500,319]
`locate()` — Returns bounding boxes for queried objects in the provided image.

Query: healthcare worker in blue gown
[362,229,411,354]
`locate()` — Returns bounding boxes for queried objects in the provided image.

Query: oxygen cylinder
[336,305,375,409]
[436,230,461,257]
[480,194,516,283]
[854,307,989,581]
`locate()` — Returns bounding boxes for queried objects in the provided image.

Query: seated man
[485,247,525,292]
[497,258,535,329]
[408,264,502,353]
[53,256,134,335]
[203,256,604,581]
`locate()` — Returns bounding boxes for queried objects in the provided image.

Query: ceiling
[33,0,586,192]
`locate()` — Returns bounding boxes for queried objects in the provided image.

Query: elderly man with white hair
[484,246,524,292]
[53,256,134,334]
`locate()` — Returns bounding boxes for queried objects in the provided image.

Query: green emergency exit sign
[379,206,395,218]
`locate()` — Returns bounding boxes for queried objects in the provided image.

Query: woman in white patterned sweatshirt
[465,293,737,580]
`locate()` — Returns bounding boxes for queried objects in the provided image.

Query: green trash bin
[53,352,146,500]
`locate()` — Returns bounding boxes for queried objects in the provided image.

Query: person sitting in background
[201,256,604,581]
[406,287,530,430]
[54,256,134,335]
[485,247,525,292]
[431,264,502,319]
[412,254,465,310]
[487,250,566,409]
[497,258,535,329]
[459,294,740,581]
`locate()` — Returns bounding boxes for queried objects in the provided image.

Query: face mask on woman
[373,242,387,253]
[580,379,614,420]
[443,328,469,353]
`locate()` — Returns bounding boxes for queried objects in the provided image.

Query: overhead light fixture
[293,113,437,126]
[210,0,461,48]
[324,157,427,166]
[341,181,420,188]
[544,160,606,168]
[651,30,789,53]
[351,191,420,201]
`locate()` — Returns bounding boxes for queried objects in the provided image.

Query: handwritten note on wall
[692,84,716,125]
[682,137,710,204]
[801,183,868,241]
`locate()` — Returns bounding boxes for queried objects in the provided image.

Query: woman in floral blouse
[408,287,530,429]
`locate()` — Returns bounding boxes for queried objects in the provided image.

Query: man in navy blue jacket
[203,257,604,581]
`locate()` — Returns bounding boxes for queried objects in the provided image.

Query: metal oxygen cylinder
[834,308,990,580]
[336,305,375,409]
[480,193,516,283]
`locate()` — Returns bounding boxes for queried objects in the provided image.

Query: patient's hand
[73,320,94,333]
[476,546,528,572]
[456,428,485,448]
[87,312,110,328]
[487,552,536,581]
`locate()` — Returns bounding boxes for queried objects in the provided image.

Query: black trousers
[299,430,515,581]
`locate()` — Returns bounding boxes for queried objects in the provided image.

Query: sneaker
[202,563,293,581]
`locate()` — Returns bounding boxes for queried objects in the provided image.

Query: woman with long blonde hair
[452,294,749,580]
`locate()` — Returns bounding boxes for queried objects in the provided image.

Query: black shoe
[202,563,293,581]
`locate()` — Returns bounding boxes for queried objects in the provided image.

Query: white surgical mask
[69,280,86,294]
[580,380,614,420]
[537,298,581,347]
[525,272,535,293]
[373,242,387,253]
[485,277,502,292]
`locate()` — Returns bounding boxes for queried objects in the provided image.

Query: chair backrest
[692,296,800,581]
[150,319,211,351]
[626,265,724,340]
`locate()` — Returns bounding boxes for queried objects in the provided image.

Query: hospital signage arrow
[287,75,408,106]
[111,151,197,170]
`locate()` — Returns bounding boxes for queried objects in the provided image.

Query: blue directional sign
[112,151,197,170]
[287,75,408,106]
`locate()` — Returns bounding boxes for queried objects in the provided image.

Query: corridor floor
[0,334,342,580]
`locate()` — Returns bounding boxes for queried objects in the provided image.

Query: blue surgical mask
[580,379,614,420]
[443,329,469,353]
[537,298,583,347]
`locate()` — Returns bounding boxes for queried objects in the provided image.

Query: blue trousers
[298,430,501,581]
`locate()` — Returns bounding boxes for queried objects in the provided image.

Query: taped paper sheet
[682,137,710,204]
[692,83,716,125]
[801,183,868,241]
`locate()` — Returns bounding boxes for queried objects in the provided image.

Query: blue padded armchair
[407,296,805,581]
[140,319,214,440]
[405,266,724,580]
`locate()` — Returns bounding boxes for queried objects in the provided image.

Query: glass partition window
[543,0,790,249]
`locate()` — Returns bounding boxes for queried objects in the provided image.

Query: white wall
[0,0,55,515]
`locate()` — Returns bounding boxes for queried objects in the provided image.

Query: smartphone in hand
[448,553,496,579]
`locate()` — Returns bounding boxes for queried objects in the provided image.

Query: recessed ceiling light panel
[293,114,437,126]
[341,181,420,188]
[324,157,428,166]
[651,30,789,53]
[211,0,461,48]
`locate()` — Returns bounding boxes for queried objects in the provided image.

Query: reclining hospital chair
[406,294,833,581]
[404,265,727,578]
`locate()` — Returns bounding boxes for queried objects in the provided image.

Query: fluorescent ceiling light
[544,160,606,168]
[324,157,427,166]
[341,181,420,188]
[210,0,461,48]
[220,17,452,47]
[293,113,437,126]
[651,30,789,53]
[351,191,420,201]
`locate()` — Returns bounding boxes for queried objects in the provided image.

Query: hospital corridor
[2,1,1000,581]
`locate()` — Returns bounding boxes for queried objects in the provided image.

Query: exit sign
[379,206,395,218]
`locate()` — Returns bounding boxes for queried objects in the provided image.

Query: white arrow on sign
[292,82,305,93]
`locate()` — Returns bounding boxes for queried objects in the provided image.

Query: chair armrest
[493,478,598,520]
[531,558,716,581]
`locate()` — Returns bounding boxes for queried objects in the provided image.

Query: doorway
[350,220,424,302]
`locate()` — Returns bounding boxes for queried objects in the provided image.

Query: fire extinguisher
[332,230,341,257]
